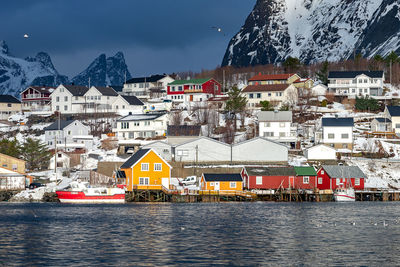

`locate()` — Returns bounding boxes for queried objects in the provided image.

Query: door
[214,182,220,191]
[190,95,193,101]
[289,176,295,188]
[162,178,169,189]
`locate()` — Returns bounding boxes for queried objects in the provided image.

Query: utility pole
[390,59,392,86]
[230,144,233,165]
[195,145,198,176]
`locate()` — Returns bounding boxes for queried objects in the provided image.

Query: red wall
[293,176,317,190]
[316,168,365,190]
[167,79,221,96]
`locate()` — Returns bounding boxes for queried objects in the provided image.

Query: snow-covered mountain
[222,0,400,67]
[71,52,132,87]
[0,40,68,96]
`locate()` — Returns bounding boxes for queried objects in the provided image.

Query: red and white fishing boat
[334,187,355,202]
[56,181,125,203]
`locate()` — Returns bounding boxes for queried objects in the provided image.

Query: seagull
[23,34,29,38]
[384,220,388,227]
[211,26,226,36]
[180,227,185,231]
[350,221,356,226]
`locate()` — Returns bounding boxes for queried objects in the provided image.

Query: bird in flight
[211,26,225,36]
[23,34,29,38]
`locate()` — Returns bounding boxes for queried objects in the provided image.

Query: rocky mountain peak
[0,40,9,55]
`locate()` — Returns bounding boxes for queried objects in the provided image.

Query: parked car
[181,176,197,186]
[28,183,44,190]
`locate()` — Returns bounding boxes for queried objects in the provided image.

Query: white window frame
[141,163,149,171]
[230,182,236,188]
[210,182,214,186]
[328,133,335,139]
[154,163,162,171]
[303,176,309,184]
[318,177,323,184]
[139,177,149,185]
[256,176,263,185]
[355,178,360,186]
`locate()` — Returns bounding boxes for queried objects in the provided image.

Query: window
[364,79,368,83]
[256,176,262,185]
[275,92,279,96]
[342,144,348,149]
[303,176,309,184]
[176,149,189,156]
[64,105,68,111]
[144,121,150,126]
[178,86,183,91]
[321,170,324,175]
[134,122,139,126]
[328,133,335,139]
[352,89,356,93]
[364,88,368,93]
[60,88,64,92]
[279,92,282,96]
[336,178,340,184]
[56,106,59,111]
[7,103,11,107]
[98,96,101,100]
[249,93,254,99]
[268,93,271,97]
[121,122,129,129]
[264,122,271,127]
[395,124,400,129]
[139,177,149,185]
[64,96,68,101]
[279,132,286,137]
[68,131,71,135]
[279,123,285,127]
[256,93,261,98]
[75,96,78,100]
[141,163,149,171]
[230,182,236,188]
[154,163,162,171]
[263,132,274,137]
[318,177,323,184]
[56,96,60,102]
[210,182,214,186]
[341,133,349,139]
[12,164,17,171]
[355,178,360,186]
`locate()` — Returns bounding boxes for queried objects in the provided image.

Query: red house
[316,165,366,190]
[293,166,318,190]
[167,78,221,102]
[241,166,296,190]
[20,86,55,111]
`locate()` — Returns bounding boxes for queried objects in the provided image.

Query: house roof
[62,85,89,96]
[168,78,211,85]
[294,166,317,176]
[93,86,119,96]
[125,74,167,84]
[249,73,296,81]
[117,113,166,122]
[322,165,367,179]
[387,106,400,117]
[258,111,292,122]
[322,117,354,127]
[110,85,123,92]
[202,173,243,182]
[121,95,144,106]
[0,95,21,104]
[328,71,384,79]
[242,84,290,93]
[374,117,392,123]
[120,149,150,169]
[23,86,56,95]
[44,120,75,131]
[167,125,201,136]
[244,166,296,176]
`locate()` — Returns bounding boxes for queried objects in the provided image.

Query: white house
[49,151,71,170]
[242,84,298,108]
[321,117,354,150]
[0,167,26,190]
[174,137,231,162]
[232,137,288,162]
[371,118,392,132]
[258,111,297,146]
[113,113,169,140]
[328,71,384,98]
[122,74,174,99]
[44,120,93,152]
[82,86,120,113]
[304,144,337,161]
[142,140,173,161]
[385,106,400,135]
[111,95,144,114]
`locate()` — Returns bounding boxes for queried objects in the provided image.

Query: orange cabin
[200,173,243,192]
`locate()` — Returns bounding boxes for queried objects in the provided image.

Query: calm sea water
[1,202,400,266]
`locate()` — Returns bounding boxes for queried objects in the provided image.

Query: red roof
[249,73,296,81]
[242,84,290,93]
[23,86,56,94]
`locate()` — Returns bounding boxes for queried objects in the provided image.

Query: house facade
[241,166,296,190]
[328,71,384,97]
[49,151,71,170]
[123,74,175,99]
[0,153,26,173]
[119,148,172,191]
[174,137,230,162]
[167,78,221,103]
[232,137,288,163]
[242,84,298,108]
[304,144,337,161]
[371,118,392,133]
[200,173,243,192]
[248,73,300,85]
[258,111,297,146]
[50,85,89,114]
[316,165,366,191]
[20,86,55,111]
[385,106,400,135]
[321,117,354,150]
[113,113,169,140]
[0,167,26,191]
[0,95,21,120]
[44,120,92,151]
[111,95,144,114]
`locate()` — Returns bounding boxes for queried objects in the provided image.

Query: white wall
[232,138,288,162]
[305,145,336,160]
[142,141,173,161]
[322,126,353,144]
[175,137,230,162]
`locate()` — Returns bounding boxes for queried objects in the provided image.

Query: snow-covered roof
[258,111,292,122]
[117,113,166,121]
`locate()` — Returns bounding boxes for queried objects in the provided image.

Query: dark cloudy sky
[0,0,255,78]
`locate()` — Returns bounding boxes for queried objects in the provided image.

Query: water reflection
[1,202,400,266]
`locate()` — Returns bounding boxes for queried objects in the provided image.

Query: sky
[0,0,255,78]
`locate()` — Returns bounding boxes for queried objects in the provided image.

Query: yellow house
[0,153,26,173]
[293,78,314,90]
[248,73,300,85]
[0,95,22,120]
[120,148,171,191]
[200,173,243,193]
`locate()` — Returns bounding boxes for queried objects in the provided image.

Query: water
[1,202,400,266]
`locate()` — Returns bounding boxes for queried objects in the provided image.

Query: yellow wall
[287,74,301,84]
[0,102,21,112]
[121,150,171,191]
[0,153,26,173]
[201,176,243,191]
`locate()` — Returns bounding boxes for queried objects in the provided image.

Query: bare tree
[171,111,183,126]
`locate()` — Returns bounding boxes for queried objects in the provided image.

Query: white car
[181,176,197,186]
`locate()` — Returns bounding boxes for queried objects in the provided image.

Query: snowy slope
[0,41,68,96]
[222,0,400,67]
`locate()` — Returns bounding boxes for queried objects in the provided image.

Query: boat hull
[334,194,355,202]
[56,191,125,204]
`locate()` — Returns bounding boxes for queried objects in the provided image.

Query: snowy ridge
[222,0,400,67]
